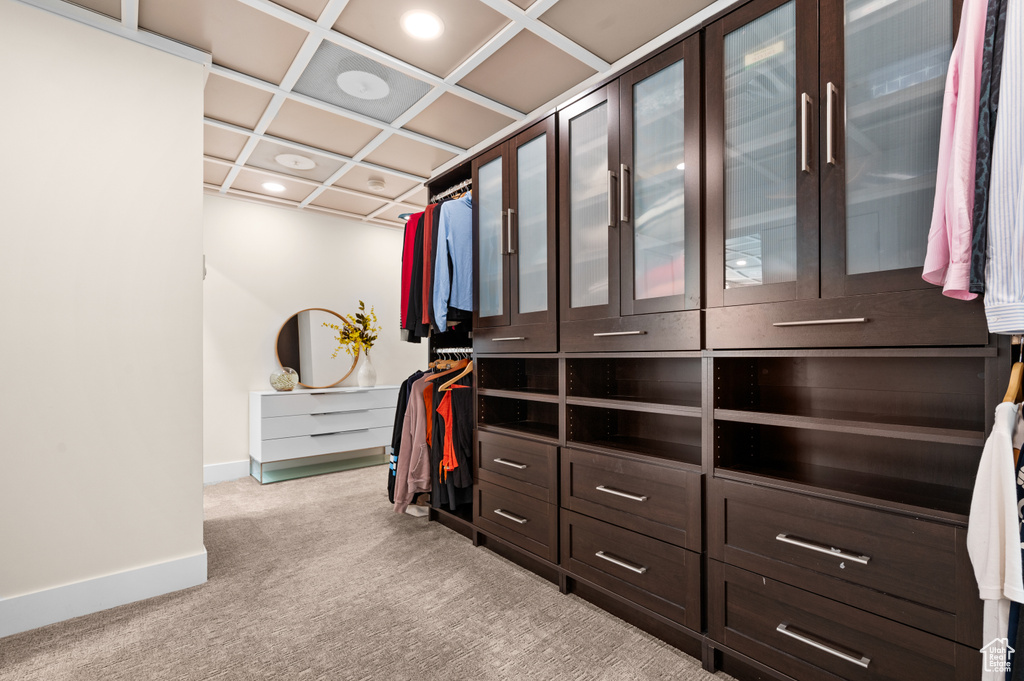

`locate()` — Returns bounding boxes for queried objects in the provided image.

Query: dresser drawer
[262,407,394,440]
[706,290,987,349]
[259,387,398,418]
[475,430,558,503]
[560,310,701,352]
[258,425,392,462]
[709,561,979,681]
[709,480,979,644]
[474,481,557,563]
[561,510,700,630]
[561,448,701,551]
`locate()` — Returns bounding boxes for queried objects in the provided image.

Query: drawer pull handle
[595,551,648,575]
[310,409,370,416]
[494,508,528,524]
[592,330,647,337]
[310,428,370,437]
[772,317,867,327]
[309,389,369,395]
[493,458,528,470]
[776,623,871,669]
[492,336,527,342]
[776,534,870,565]
[596,485,648,502]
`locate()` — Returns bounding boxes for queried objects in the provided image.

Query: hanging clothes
[969,0,1011,294]
[404,213,429,341]
[982,0,1024,334]
[400,213,422,343]
[923,0,989,300]
[430,373,473,512]
[388,369,424,503]
[967,402,1024,678]
[433,192,473,330]
[393,374,433,513]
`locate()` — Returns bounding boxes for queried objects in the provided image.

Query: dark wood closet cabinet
[703,0,987,348]
[559,36,702,352]
[472,117,558,354]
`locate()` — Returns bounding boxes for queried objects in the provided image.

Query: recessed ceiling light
[336,70,390,100]
[262,182,286,193]
[735,259,748,267]
[676,162,686,170]
[274,153,316,170]
[401,10,444,40]
[367,178,387,193]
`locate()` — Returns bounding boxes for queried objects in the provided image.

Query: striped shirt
[984,0,1024,334]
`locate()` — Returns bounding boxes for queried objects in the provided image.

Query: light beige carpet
[0,466,733,680]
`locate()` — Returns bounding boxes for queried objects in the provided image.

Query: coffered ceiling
[30,0,724,228]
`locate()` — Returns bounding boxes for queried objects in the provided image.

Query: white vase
[357,352,377,387]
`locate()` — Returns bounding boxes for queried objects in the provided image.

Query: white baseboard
[0,549,208,639]
[203,459,250,485]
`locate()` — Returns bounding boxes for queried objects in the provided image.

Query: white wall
[203,195,427,468]
[0,0,206,625]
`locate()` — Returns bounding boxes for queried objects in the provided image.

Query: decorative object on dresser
[324,300,381,387]
[276,308,358,389]
[269,367,299,392]
[249,385,398,483]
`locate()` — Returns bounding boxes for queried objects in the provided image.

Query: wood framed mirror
[275,308,359,389]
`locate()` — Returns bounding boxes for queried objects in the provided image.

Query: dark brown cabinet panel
[561,447,702,551]
[559,36,702,352]
[474,116,557,353]
[709,561,980,681]
[476,430,558,504]
[474,480,558,563]
[561,510,701,631]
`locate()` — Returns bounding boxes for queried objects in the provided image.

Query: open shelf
[567,356,702,408]
[567,403,701,466]
[713,355,987,434]
[568,396,701,416]
[477,357,559,397]
[478,394,559,443]
[714,408,984,446]
[714,420,980,519]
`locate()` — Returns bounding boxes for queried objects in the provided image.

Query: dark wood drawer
[709,561,980,681]
[706,290,987,349]
[473,323,557,353]
[561,447,701,551]
[475,430,557,503]
[474,481,557,563]
[709,479,980,646]
[560,510,700,630]
[560,310,701,352]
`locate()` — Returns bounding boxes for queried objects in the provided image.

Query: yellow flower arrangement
[324,300,380,359]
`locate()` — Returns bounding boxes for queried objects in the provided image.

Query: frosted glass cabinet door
[515,134,548,315]
[559,85,619,321]
[619,35,702,315]
[819,0,954,297]
[475,149,508,326]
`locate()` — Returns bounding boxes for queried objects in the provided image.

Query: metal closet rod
[433,347,473,355]
[430,179,472,203]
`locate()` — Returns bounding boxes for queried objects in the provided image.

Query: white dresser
[249,385,399,483]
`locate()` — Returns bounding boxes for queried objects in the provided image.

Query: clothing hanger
[424,358,469,383]
[439,359,473,392]
[1004,339,1023,403]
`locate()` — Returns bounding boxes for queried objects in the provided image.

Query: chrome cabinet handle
[620,163,630,222]
[491,336,526,341]
[772,317,867,327]
[310,428,370,437]
[493,458,528,470]
[508,208,517,254]
[826,82,838,166]
[776,533,870,565]
[776,624,871,669]
[608,170,617,228]
[494,508,528,524]
[595,551,647,574]
[596,485,648,502]
[592,330,647,337]
[801,92,812,173]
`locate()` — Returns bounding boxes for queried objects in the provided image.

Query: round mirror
[275,308,359,389]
